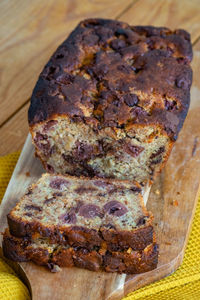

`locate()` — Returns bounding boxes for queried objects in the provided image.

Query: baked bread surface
[29,18,192,133]
[28,19,193,182]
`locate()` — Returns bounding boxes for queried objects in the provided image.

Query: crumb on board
[172,200,179,206]
[127,248,132,254]
[25,172,30,177]
[155,189,160,195]
[165,242,172,245]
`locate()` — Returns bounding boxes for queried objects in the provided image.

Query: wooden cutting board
[0,88,200,299]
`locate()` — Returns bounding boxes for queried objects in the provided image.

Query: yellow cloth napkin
[0,152,199,300]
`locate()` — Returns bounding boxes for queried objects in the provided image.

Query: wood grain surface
[119,0,200,43]
[0,57,200,297]
[1,0,200,156]
[0,0,134,126]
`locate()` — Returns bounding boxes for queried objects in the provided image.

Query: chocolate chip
[78,204,101,219]
[47,263,61,272]
[98,193,106,197]
[124,94,138,107]
[176,57,188,65]
[55,53,64,59]
[59,211,77,224]
[52,192,63,197]
[43,120,58,131]
[49,178,69,190]
[44,197,55,205]
[103,223,116,230]
[176,76,189,89]
[93,181,113,189]
[34,132,51,156]
[164,99,177,111]
[83,34,99,46]
[49,145,56,156]
[24,205,42,212]
[136,216,146,226]
[115,28,127,37]
[117,64,131,74]
[151,157,162,165]
[150,146,165,159]
[131,106,147,118]
[103,201,128,217]
[46,164,54,173]
[73,142,94,160]
[123,143,144,158]
[110,39,126,50]
[56,73,74,84]
[24,212,33,217]
[25,189,33,196]
[74,186,97,194]
[130,186,142,193]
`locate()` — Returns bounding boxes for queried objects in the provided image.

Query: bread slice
[28,19,193,185]
[7,174,155,253]
[3,229,158,274]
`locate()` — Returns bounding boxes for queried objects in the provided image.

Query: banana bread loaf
[7,174,155,253]
[3,229,158,274]
[28,18,193,184]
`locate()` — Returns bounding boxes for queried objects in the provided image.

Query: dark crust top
[28,18,193,140]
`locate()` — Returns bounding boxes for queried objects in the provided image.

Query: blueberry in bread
[28,19,193,184]
[4,174,158,273]
[6,174,155,252]
[3,229,158,274]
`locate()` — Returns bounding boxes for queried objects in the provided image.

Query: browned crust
[3,230,158,274]
[7,213,154,251]
[28,18,193,141]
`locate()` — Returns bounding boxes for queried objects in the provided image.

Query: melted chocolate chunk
[93,180,114,189]
[164,99,177,111]
[47,263,61,273]
[59,210,77,224]
[24,212,33,217]
[130,106,148,119]
[150,146,165,159]
[24,205,42,212]
[103,223,116,230]
[103,201,128,217]
[136,216,146,226]
[123,143,144,158]
[52,192,63,197]
[176,75,190,89]
[73,142,94,160]
[74,186,97,194]
[110,39,126,50]
[98,193,106,197]
[151,157,162,165]
[49,178,69,190]
[78,204,102,219]
[124,94,138,107]
[34,133,51,156]
[25,189,33,196]
[130,186,142,193]
[44,197,55,205]
[43,120,58,131]
[46,164,55,173]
